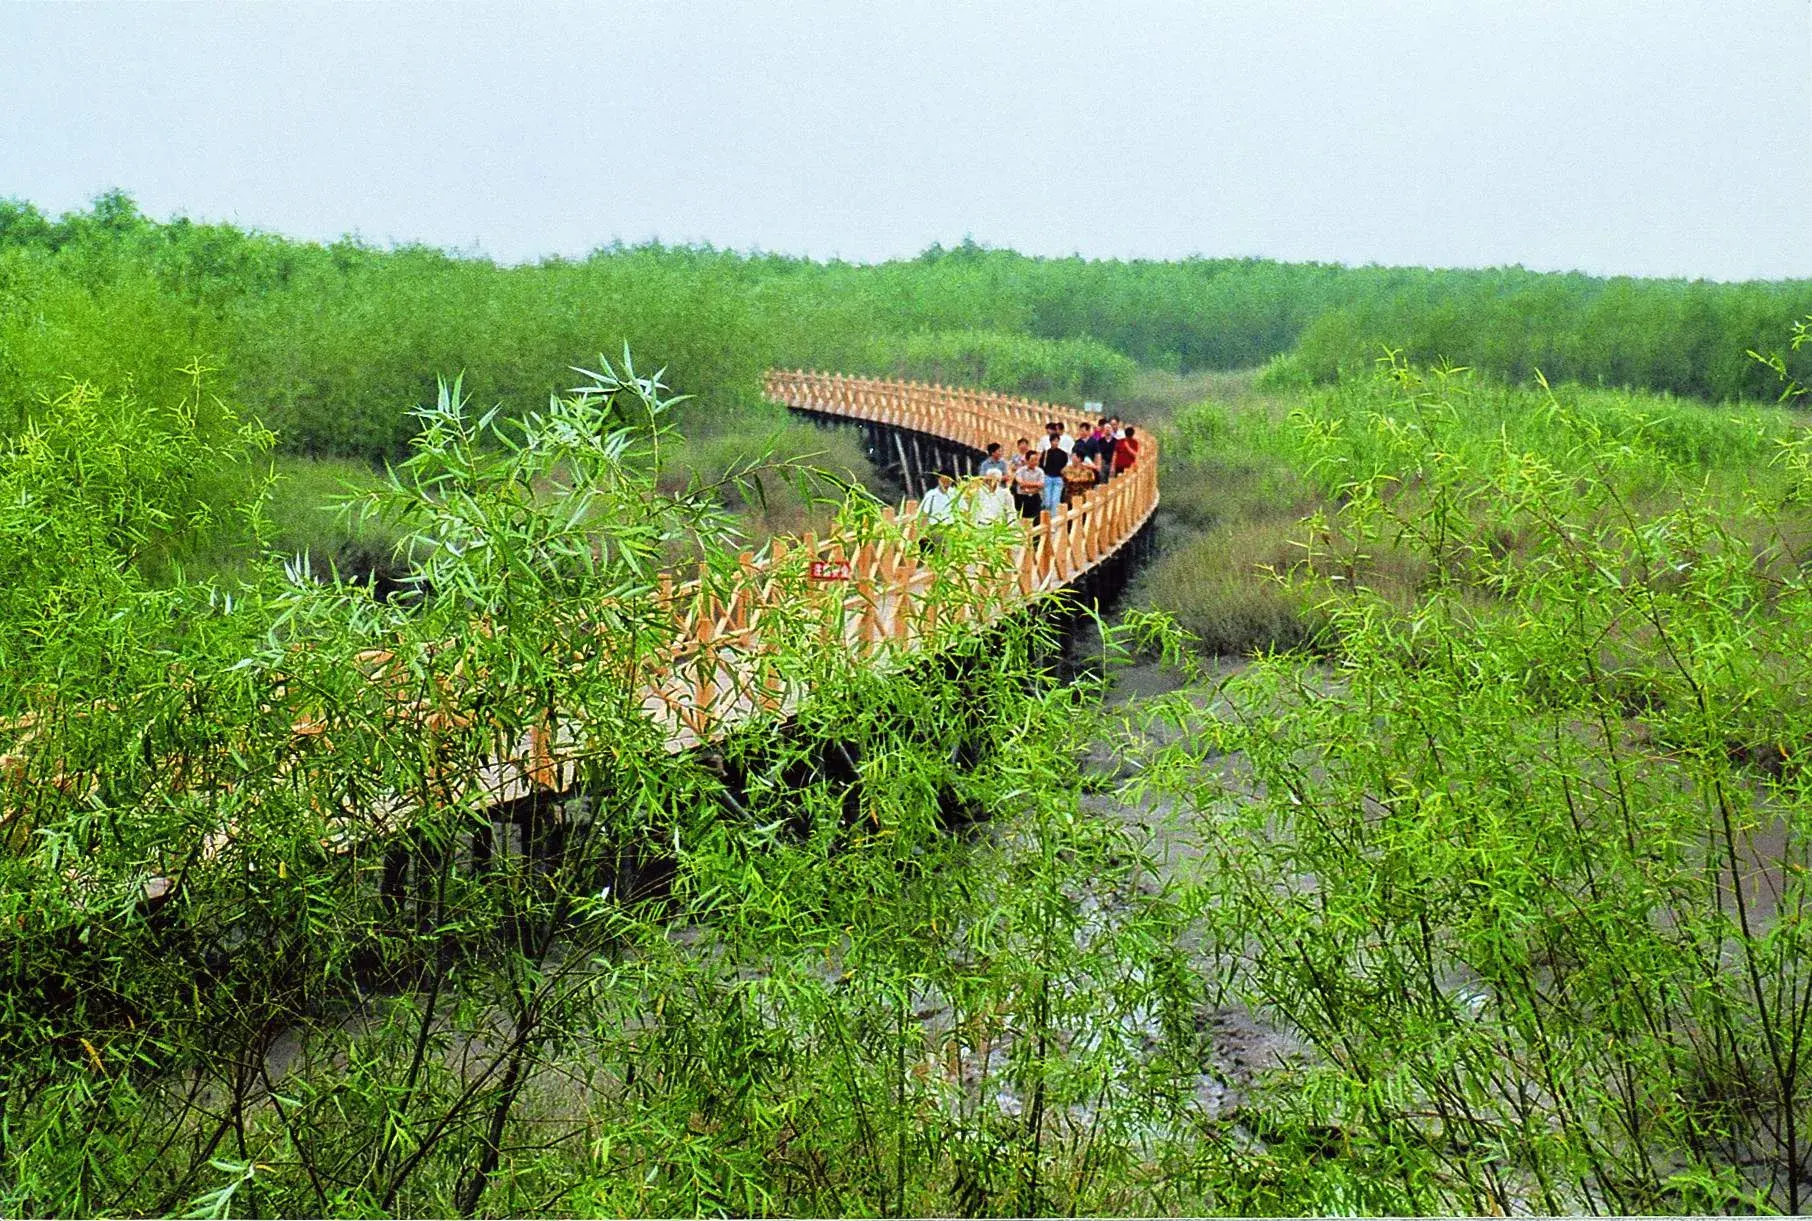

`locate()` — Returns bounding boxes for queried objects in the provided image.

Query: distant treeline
[3,192,1808,461]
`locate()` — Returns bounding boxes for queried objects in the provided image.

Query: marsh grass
[661,414,882,541]
[1135,355,1807,658]
[1130,371,1337,654]
[1114,366,1267,429]
[1122,376,1812,1210]
[259,454,404,582]
[866,328,1138,401]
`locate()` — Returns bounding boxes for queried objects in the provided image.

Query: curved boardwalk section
[764,370,1159,592]
[507,371,1159,797]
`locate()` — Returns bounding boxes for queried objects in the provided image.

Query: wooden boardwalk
[488,370,1160,801]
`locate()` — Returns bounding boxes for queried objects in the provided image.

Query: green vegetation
[1283,271,1812,401]
[1138,354,1804,653]
[1119,351,1812,1212]
[4,192,1807,580]
[860,328,1137,400]
[4,189,1812,1215]
[0,361,1209,1217]
[0,362,274,705]
[5,195,1810,469]
[260,455,404,586]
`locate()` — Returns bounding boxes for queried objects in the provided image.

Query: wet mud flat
[1077,642,1812,1212]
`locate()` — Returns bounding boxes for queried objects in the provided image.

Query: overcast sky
[3,2,1809,279]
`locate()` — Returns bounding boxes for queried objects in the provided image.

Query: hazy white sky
[3,1,1808,279]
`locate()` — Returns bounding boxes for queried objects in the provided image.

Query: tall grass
[260,454,404,584]
[1124,359,1812,1210]
[859,328,1137,400]
[1135,356,1805,656]
[662,415,881,541]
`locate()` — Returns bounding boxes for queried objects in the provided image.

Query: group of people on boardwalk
[915,414,1139,532]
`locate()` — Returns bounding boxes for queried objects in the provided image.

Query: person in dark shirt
[1038,438,1070,514]
[1072,421,1097,470]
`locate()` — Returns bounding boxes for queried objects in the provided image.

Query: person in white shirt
[968,469,1014,526]
[918,472,957,525]
[1034,421,1073,455]
[1007,437,1041,518]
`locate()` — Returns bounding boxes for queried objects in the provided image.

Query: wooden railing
[763,369,1160,593]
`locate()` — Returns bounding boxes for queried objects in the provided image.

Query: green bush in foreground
[0,361,273,713]
[1125,362,1812,1212]
[0,358,1208,1218]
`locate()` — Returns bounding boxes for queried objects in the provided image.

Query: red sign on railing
[808,560,852,582]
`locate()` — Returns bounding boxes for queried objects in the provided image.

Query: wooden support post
[893,431,913,493]
[527,721,557,791]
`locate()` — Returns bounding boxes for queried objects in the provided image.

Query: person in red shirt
[1113,425,1140,475]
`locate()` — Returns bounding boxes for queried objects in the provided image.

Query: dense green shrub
[0,362,1208,1217]
[1290,273,1812,401]
[227,246,768,458]
[1129,363,1812,1212]
[862,328,1137,399]
[0,362,273,713]
[0,248,224,423]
